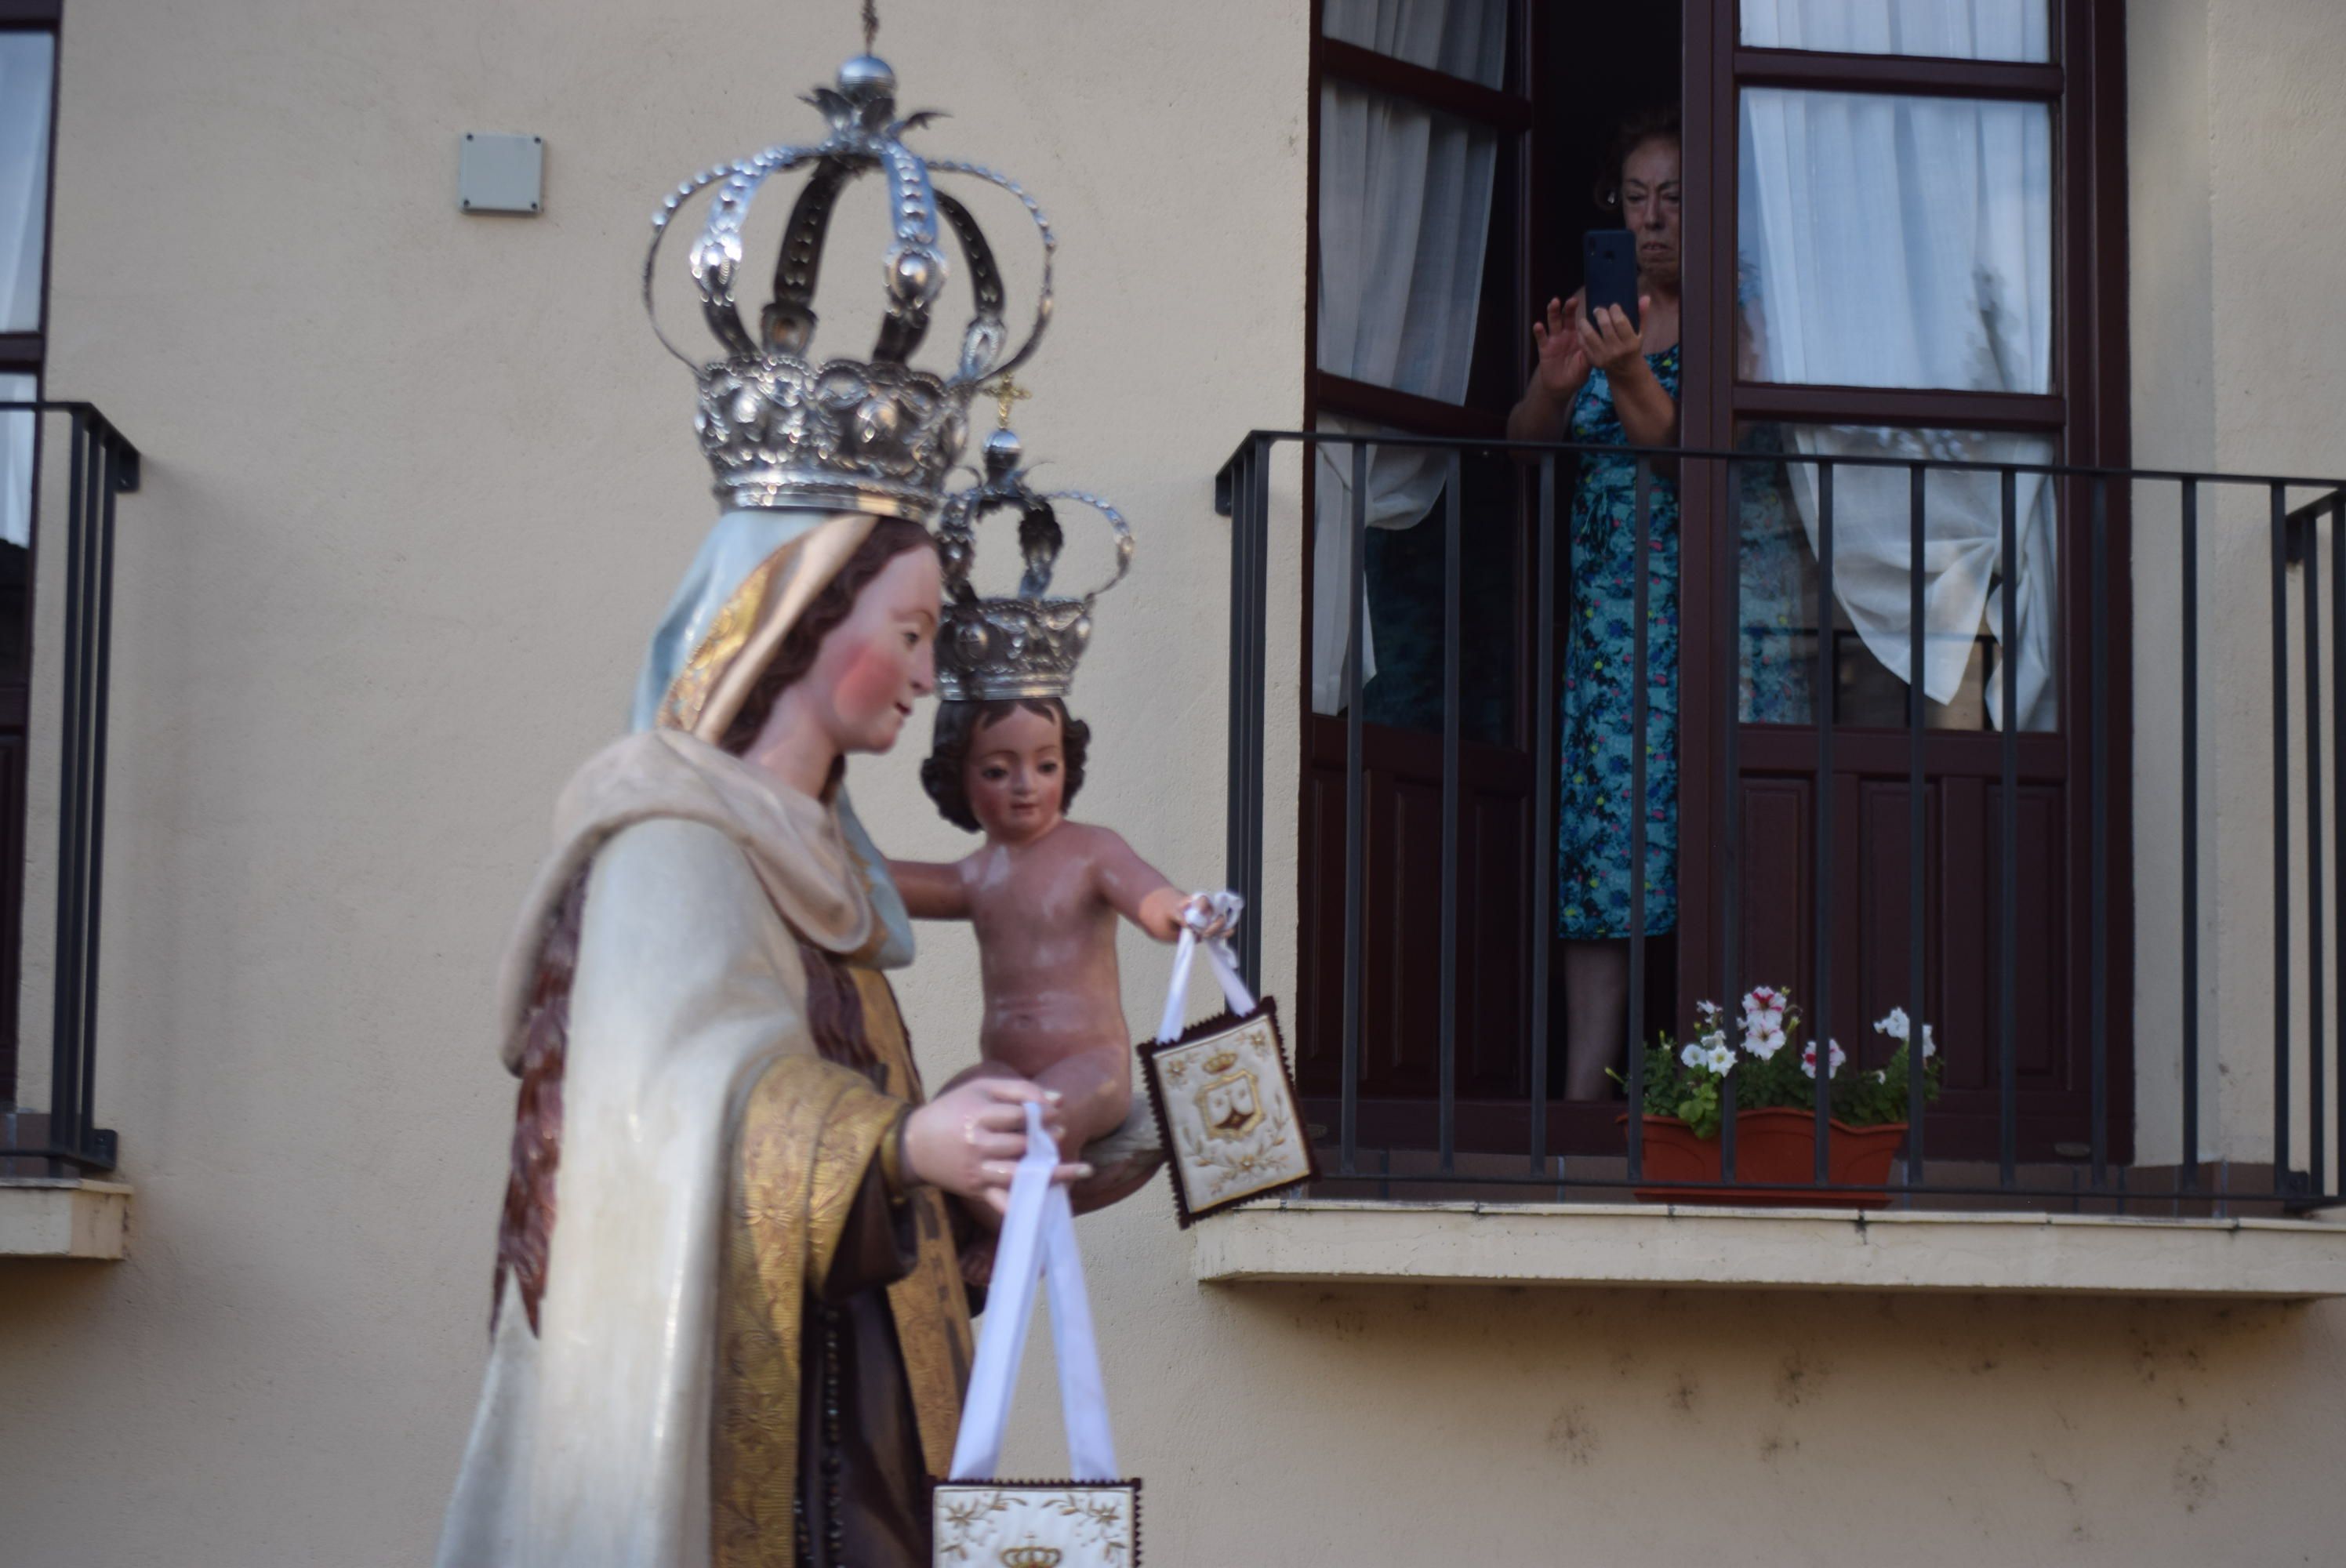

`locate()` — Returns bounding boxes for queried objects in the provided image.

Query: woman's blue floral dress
[1559,347,1682,940]
[1555,349,1812,940]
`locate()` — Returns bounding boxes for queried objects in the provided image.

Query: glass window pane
[1318,84,1498,397]
[1736,423,2058,732]
[1741,0,2050,62]
[1738,88,2052,393]
[1,33,55,335]
[1324,0,1508,87]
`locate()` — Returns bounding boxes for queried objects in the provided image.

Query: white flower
[1921,1024,1937,1059]
[1696,1000,1723,1026]
[1799,1040,1847,1080]
[1681,1042,1706,1070]
[1745,1025,1787,1062]
[1704,1043,1738,1076]
[1876,1006,1911,1042]
[1743,986,1781,1017]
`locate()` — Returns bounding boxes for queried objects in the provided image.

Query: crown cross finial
[990,375,1033,431]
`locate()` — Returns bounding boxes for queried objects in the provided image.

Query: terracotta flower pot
[1620,1109,1907,1208]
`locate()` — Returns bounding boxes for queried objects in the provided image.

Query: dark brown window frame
[1677,0,2134,1163]
[1296,0,2134,1163]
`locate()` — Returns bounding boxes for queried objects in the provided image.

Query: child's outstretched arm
[884,857,973,920]
[1089,829,1204,942]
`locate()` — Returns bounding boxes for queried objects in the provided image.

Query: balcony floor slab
[1192,1199,2346,1299]
[0,1177,131,1260]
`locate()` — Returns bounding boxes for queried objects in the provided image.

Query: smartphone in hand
[1583,229,1640,335]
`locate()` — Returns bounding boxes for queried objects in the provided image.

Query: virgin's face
[1622,137,1683,289]
[963,703,1066,845]
[806,546,941,756]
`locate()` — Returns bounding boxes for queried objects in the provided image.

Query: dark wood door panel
[1732,764,2081,1159]
[1298,717,1534,1102]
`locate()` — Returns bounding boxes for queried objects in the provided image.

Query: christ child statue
[887,694,1225,1207]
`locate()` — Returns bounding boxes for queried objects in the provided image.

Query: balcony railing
[1216,429,2346,1214]
[0,402,140,1178]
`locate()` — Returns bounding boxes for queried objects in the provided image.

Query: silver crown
[644,53,1055,521]
[934,401,1132,703]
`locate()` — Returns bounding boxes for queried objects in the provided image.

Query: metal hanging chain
[862,0,879,52]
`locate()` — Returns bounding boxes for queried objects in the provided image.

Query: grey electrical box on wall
[459,132,543,214]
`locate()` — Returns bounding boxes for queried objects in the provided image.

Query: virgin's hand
[1531,294,1592,402]
[1576,297,1651,376]
[903,1078,1091,1214]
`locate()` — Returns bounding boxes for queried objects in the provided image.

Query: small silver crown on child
[642,49,1054,521]
[933,379,1133,703]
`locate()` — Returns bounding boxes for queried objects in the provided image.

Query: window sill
[1190,1199,2346,1299]
[0,1176,130,1259]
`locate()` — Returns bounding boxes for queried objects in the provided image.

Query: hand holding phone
[1582,229,1640,335]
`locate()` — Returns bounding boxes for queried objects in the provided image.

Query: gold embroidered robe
[437,733,971,1568]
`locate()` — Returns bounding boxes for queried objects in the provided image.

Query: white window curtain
[1739,77,2058,728]
[1310,0,1504,717]
[1741,0,2050,61]
[2,33,54,335]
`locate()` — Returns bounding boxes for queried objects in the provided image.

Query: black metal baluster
[1440,452,1462,1174]
[45,412,89,1171]
[1341,441,1370,1177]
[1722,454,1741,1185]
[1531,454,1557,1173]
[2090,477,2111,1189]
[2333,495,2345,1200]
[2272,481,2293,1192]
[2180,481,2201,1192]
[1814,461,1836,1185]
[1999,467,2021,1187]
[1626,457,1651,1185]
[80,434,120,1156]
[1225,441,1267,989]
[2304,484,2328,1196]
[1907,463,1927,1189]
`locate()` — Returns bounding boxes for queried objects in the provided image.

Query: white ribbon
[1154,894,1255,1044]
[946,1102,1119,1484]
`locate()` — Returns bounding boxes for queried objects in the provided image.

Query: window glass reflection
[1738,88,2052,394]
[1,33,55,335]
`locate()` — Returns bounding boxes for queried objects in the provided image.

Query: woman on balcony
[1508,107,1810,1101]
[1506,107,1687,1102]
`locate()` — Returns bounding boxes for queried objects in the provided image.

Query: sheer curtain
[1741,0,2050,61]
[1311,0,1504,717]
[1,34,54,552]
[1739,61,2058,728]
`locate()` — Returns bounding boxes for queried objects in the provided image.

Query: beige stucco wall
[7,0,2346,1563]
[2128,0,2346,1171]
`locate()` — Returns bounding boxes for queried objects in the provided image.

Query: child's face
[964,703,1066,844]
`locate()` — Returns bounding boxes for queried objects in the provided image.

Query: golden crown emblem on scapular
[1203,1049,1240,1075]
[998,1548,1063,1567]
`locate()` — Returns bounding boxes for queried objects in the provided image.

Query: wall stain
[1757,1430,1798,1465]
[1774,1351,1828,1408]
[2172,1424,2232,1513]
[1666,1373,1699,1417]
[1546,1403,1600,1467]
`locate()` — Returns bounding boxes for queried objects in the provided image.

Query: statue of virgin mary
[435,506,1074,1567]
